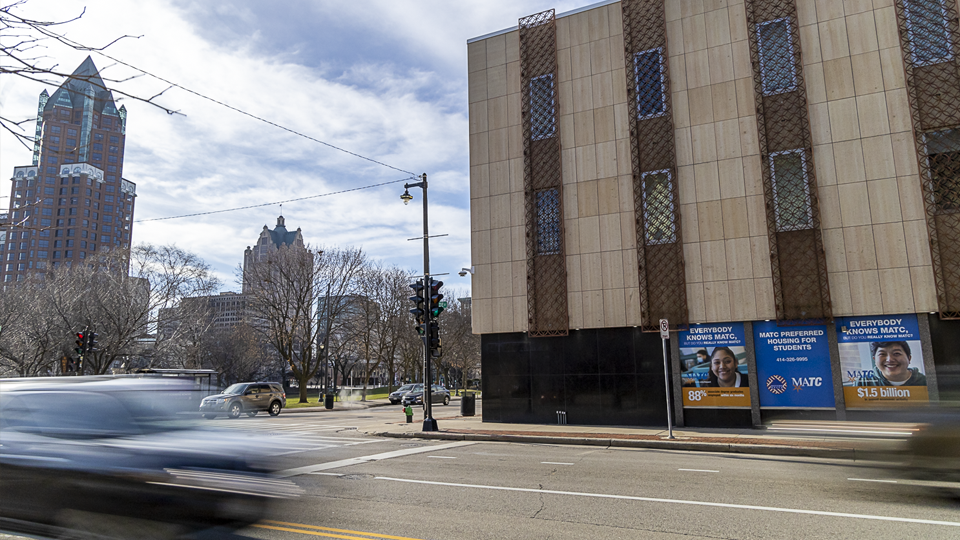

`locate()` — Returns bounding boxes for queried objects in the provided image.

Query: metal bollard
[556,410,567,425]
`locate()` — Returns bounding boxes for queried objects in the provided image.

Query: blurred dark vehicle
[903,409,960,496]
[0,376,298,540]
[200,382,286,419]
[401,384,450,406]
[388,384,417,405]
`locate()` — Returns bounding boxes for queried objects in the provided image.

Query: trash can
[460,392,475,416]
[324,393,334,409]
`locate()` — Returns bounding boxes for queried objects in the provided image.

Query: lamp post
[401,173,438,432]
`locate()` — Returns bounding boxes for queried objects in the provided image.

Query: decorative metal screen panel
[621,0,688,331]
[893,0,960,317]
[745,0,831,323]
[520,9,568,337]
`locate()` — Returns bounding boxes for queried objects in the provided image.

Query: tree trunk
[297,373,310,403]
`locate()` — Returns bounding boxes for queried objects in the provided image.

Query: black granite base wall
[929,315,960,403]
[481,328,669,426]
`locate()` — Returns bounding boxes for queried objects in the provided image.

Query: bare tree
[438,293,480,392]
[244,245,366,403]
[206,323,269,387]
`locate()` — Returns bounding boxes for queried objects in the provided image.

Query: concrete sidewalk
[363,399,912,460]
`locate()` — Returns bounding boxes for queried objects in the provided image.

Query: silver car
[200,382,286,419]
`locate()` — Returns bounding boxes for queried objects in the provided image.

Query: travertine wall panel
[468,0,940,334]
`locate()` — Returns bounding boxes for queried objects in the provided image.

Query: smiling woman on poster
[855,341,927,387]
[707,347,750,388]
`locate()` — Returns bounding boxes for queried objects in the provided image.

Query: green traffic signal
[429,279,444,318]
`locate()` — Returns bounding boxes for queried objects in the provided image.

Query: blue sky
[0,0,586,292]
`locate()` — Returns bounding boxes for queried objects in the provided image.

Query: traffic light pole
[404,173,438,432]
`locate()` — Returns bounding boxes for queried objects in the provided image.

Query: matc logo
[791,377,823,391]
[766,375,787,395]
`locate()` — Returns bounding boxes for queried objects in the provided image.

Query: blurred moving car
[401,384,451,406]
[200,381,286,419]
[388,384,417,405]
[0,376,299,540]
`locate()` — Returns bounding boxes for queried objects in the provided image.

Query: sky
[0,0,590,293]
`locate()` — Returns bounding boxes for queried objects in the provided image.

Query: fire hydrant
[404,404,414,423]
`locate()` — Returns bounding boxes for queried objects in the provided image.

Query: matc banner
[837,314,929,408]
[753,321,835,409]
[679,323,751,409]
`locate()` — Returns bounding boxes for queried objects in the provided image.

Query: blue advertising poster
[836,314,928,407]
[753,321,835,408]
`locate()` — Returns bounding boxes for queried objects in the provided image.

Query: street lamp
[402,173,438,432]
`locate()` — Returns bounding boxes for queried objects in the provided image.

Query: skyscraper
[3,56,137,283]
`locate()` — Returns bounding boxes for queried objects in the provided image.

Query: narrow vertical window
[641,170,676,244]
[530,74,556,140]
[770,150,813,231]
[634,48,666,119]
[757,18,797,95]
[925,128,960,213]
[536,188,561,254]
[904,0,952,66]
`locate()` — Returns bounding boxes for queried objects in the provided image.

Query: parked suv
[200,382,286,419]
[401,384,450,406]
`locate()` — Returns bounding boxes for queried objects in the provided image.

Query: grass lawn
[283,391,390,408]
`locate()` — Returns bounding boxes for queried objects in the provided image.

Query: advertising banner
[837,314,929,408]
[679,323,750,408]
[753,321,835,409]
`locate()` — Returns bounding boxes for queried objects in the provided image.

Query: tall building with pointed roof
[242,214,307,293]
[3,57,137,283]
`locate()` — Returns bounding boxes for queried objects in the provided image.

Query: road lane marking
[427,456,457,459]
[375,476,960,528]
[679,469,719,473]
[848,478,898,483]
[541,462,574,465]
[276,441,475,477]
[257,520,425,540]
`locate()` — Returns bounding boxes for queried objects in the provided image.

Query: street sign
[439,301,447,308]
[658,318,673,439]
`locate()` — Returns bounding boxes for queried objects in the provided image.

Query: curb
[371,430,862,460]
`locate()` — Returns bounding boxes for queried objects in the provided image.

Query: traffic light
[429,279,444,318]
[75,331,86,356]
[428,321,442,358]
[87,332,99,353]
[409,279,425,335]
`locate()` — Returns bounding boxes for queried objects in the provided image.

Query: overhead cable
[135,176,414,223]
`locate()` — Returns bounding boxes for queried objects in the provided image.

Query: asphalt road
[205,406,960,540]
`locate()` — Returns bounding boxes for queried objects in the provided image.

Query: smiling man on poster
[837,315,929,407]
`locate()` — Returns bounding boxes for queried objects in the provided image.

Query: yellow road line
[255,520,427,540]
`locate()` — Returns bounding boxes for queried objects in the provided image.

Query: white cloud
[1,0,588,292]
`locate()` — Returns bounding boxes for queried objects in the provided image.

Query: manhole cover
[401,443,423,447]
[341,474,373,480]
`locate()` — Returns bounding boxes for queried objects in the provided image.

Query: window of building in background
[634,48,666,119]
[535,188,561,255]
[925,128,960,213]
[530,74,556,140]
[770,150,813,231]
[757,18,797,95]
[904,0,952,66]
[641,170,676,244]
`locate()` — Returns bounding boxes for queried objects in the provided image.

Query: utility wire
[91,50,418,177]
[135,176,414,223]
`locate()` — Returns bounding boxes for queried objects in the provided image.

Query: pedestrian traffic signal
[409,279,425,334]
[429,279,444,318]
[428,321,442,358]
[75,332,86,356]
[87,332,99,353]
